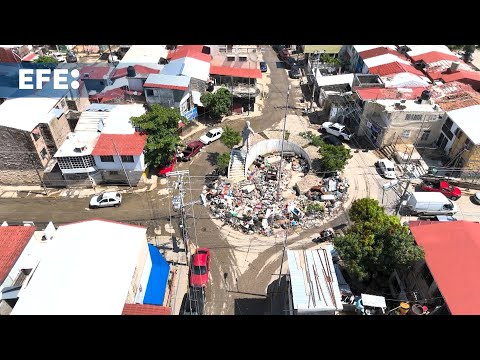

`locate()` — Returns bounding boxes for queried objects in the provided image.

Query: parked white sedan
[320,122,352,141]
[376,158,397,179]
[199,128,224,145]
[89,192,122,208]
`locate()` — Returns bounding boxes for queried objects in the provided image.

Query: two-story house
[54,103,147,186]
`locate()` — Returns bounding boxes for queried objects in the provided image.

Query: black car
[260,61,268,72]
[289,65,301,79]
[284,56,297,69]
[182,287,205,315]
[66,51,77,63]
[323,135,342,146]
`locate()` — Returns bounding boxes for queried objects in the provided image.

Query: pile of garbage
[204,154,349,236]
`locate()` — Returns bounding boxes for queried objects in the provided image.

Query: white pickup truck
[320,122,352,141]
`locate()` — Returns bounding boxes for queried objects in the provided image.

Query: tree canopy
[130,104,183,166]
[33,55,59,64]
[334,198,424,281]
[220,126,241,148]
[318,143,352,171]
[200,88,231,119]
[216,152,231,174]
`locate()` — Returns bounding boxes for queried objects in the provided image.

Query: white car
[320,122,352,141]
[50,52,66,62]
[199,128,224,145]
[376,159,397,179]
[89,192,122,208]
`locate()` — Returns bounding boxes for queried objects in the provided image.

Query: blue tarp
[144,244,170,306]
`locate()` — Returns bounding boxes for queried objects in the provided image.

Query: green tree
[320,53,341,66]
[334,198,424,281]
[220,126,241,148]
[318,143,352,171]
[200,88,231,118]
[34,55,59,64]
[130,104,183,166]
[216,152,231,174]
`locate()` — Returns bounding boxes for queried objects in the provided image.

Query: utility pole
[277,220,289,291]
[309,51,319,112]
[30,154,48,196]
[111,138,132,189]
[396,178,411,216]
[276,84,291,201]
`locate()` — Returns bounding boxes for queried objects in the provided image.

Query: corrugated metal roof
[162,57,210,81]
[209,65,262,79]
[0,226,36,284]
[144,73,191,90]
[91,132,147,156]
[287,249,343,313]
[364,54,411,69]
[410,51,460,64]
[74,104,144,134]
[368,62,424,77]
[0,97,60,131]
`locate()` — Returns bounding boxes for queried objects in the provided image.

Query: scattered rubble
[204,153,349,236]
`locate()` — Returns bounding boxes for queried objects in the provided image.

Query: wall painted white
[94,154,145,171]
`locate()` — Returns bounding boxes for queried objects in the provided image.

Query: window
[402,130,411,138]
[421,264,434,287]
[420,130,431,141]
[121,155,134,162]
[464,138,474,151]
[100,155,114,162]
[146,89,154,96]
[100,81,105,86]
[32,132,41,141]
[405,113,423,121]
[227,56,235,62]
[239,56,247,62]
[455,128,462,137]
[443,117,453,130]
[40,148,48,159]
[442,118,454,140]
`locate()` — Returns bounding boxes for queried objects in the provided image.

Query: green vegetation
[318,143,352,172]
[200,88,232,119]
[216,152,231,174]
[220,126,242,148]
[130,104,183,166]
[33,55,58,64]
[334,198,424,281]
[305,202,324,215]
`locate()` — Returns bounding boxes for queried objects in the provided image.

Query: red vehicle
[420,179,462,200]
[189,247,211,288]
[181,140,204,161]
[157,155,176,177]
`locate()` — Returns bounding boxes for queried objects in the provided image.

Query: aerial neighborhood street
[0,44,479,315]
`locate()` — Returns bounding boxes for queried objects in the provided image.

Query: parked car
[50,52,66,62]
[182,141,204,161]
[284,57,297,69]
[405,192,457,216]
[66,51,77,63]
[157,156,176,177]
[289,65,301,79]
[260,61,268,72]
[182,286,205,315]
[473,192,480,204]
[376,158,397,179]
[199,127,224,145]
[320,122,352,141]
[189,247,211,288]
[89,192,122,208]
[322,135,342,146]
[420,179,462,200]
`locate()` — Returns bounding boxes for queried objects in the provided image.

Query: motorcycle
[312,228,335,243]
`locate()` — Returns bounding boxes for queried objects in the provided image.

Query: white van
[405,192,457,216]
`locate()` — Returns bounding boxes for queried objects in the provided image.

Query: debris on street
[204,153,349,236]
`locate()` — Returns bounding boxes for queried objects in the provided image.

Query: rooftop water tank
[127,65,136,77]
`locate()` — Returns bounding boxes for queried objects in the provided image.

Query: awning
[143,244,170,306]
[192,91,204,107]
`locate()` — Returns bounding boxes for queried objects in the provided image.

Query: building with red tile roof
[359,47,408,61]
[355,87,427,101]
[111,65,161,79]
[408,221,480,315]
[410,51,460,64]
[0,226,36,285]
[122,303,171,315]
[91,133,147,156]
[209,65,262,79]
[168,45,212,62]
[368,62,425,77]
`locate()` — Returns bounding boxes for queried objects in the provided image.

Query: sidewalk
[0,173,165,199]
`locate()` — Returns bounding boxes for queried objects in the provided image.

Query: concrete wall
[30,127,50,167]
[0,126,43,185]
[145,87,176,107]
[49,114,71,150]
[94,154,145,172]
[126,239,149,304]
[244,140,312,178]
[450,131,480,171]
[128,78,144,92]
